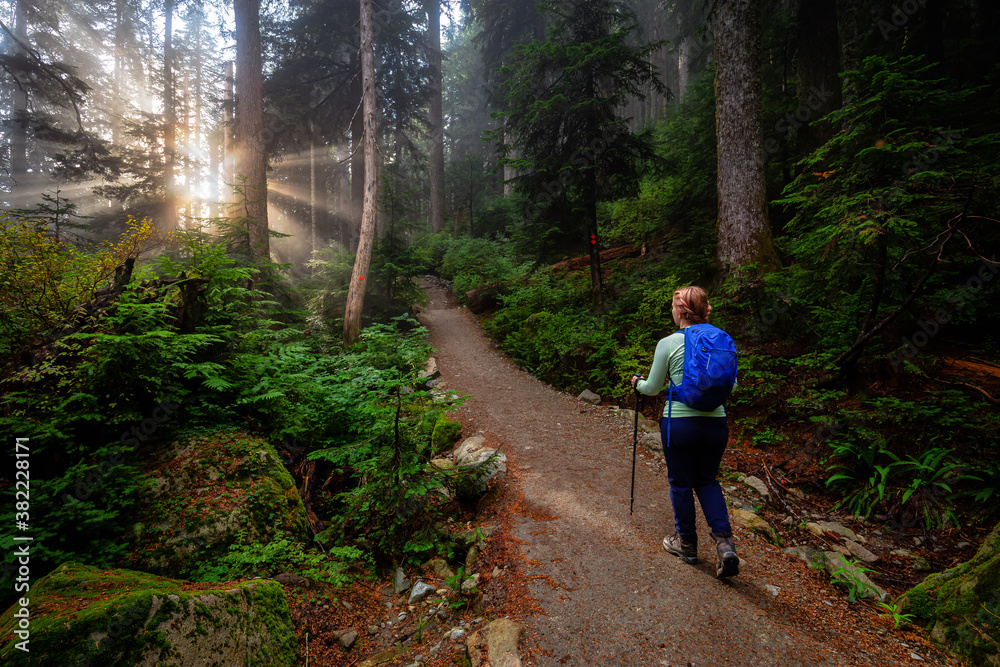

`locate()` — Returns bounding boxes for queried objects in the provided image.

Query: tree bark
[163,0,176,230]
[503,130,515,196]
[11,0,29,206]
[310,119,317,262]
[234,0,270,259]
[344,0,379,346]
[677,36,692,100]
[714,0,780,274]
[427,0,446,233]
[350,47,364,249]
[223,61,235,203]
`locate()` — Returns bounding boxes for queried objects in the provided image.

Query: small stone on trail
[845,540,879,564]
[765,585,781,597]
[742,475,771,500]
[731,508,779,544]
[274,573,311,588]
[577,389,601,405]
[783,545,825,568]
[332,628,358,649]
[805,521,858,542]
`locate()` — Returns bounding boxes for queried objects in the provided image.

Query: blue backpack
[665,323,738,445]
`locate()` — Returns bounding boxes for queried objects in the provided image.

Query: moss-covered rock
[127,430,310,578]
[0,562,297,666]
[431,414,462,453]
[896,523,1000,666]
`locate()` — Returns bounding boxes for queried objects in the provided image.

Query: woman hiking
[631,285,740,578]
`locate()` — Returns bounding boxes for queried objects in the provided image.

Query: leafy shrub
[308,317,479,565]
[196,536,366,586]
[439,235,525,297]
[0,214,164,356]
[0,233,270,604]
[819,390,993,527]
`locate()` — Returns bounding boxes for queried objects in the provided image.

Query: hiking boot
[710,530,740,578]
[663,533,698,564]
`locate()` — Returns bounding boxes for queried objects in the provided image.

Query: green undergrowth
[0,226,480,609]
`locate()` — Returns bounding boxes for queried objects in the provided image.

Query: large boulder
[0,562,297,666]
[127,430,310,577]
[896,523,1000,666]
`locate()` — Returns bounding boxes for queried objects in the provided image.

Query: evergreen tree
[490,0,665,310]
[774,55,1000,373]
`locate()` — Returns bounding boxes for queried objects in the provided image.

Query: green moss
[904,586,936,623]
[897,523,1000,665]
[0,563,298,666]
[431,415,462,453]
[126,429,310,578]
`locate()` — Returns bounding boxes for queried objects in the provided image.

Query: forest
[1,0,999,664]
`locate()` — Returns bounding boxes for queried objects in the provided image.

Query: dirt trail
[417,280,944,667]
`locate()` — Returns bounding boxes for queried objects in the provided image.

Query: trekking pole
[630,382,641,515]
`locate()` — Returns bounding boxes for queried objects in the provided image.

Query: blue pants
[660,416,732,539]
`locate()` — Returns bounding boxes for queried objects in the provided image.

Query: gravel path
[417,279,947,667]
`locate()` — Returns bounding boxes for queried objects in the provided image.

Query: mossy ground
[0,562,297,666]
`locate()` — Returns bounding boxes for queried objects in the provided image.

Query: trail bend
[417,279,938,667]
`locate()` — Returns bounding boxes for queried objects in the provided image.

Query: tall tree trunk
[344,0,379,346]
[677,31,692,99]
[427,0,446,233]
[210,127,220,218]
[223,61,235,202]
[194,16,203,221]
[584,77,603,311]
[234,0,270,259]
[11,0,29,206]
[163,0,176,229]
[503,130,515,196]
[182,70,192,225]
[714,0,780,274]
[310,119,317,262]
[350,47,364,249]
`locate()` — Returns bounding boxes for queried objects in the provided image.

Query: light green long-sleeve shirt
[635,330,728,418]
